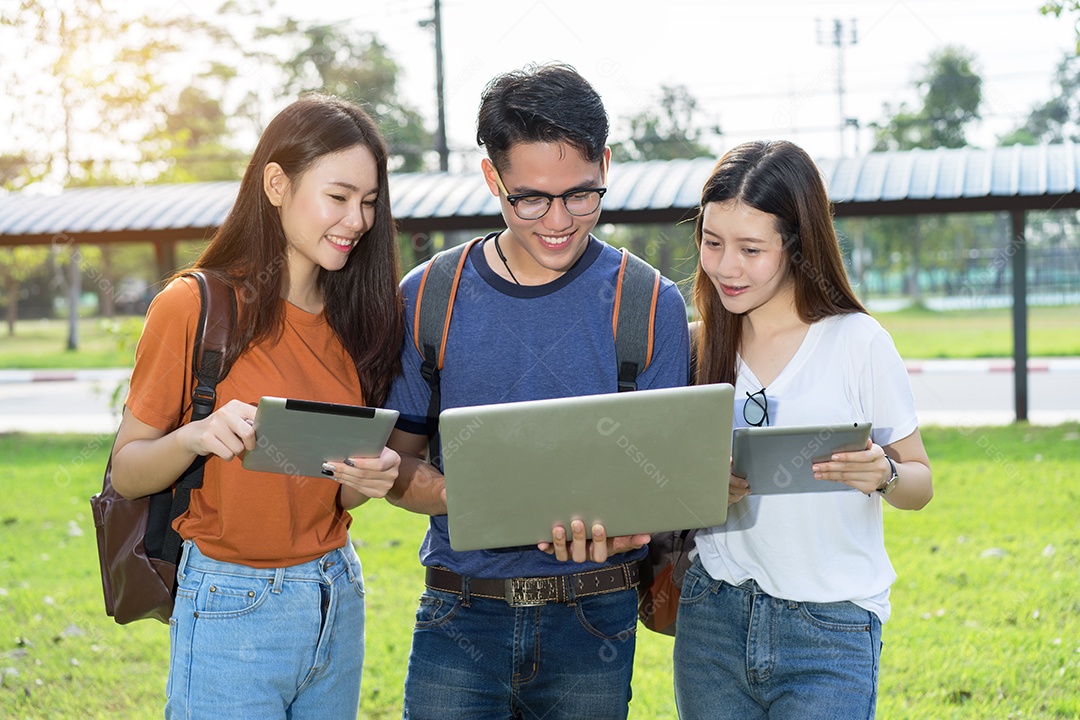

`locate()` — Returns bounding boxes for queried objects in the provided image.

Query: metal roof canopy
[4,143,1080,423]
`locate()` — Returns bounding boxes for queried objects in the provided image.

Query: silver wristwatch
[877,456,899,495]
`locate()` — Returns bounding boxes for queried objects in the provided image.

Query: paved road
[1,361,1078,435]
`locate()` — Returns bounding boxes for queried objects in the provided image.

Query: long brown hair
[692,140,866,386]
[179,94,404,406]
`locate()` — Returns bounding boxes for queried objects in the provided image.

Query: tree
[999,53,1080,145]
[609,85,716,281]
[872,46,982,151]
[142,80,249,183]
[1041,2,1080,52]
[0,1,236,186]
[611,85,716,162]
[869,47,984,302]
[274,23,433,172]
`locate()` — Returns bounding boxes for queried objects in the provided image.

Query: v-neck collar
[736,318,825,393]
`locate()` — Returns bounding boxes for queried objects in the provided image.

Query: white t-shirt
[694,312,919,623]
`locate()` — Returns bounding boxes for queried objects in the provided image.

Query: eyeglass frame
[489,165,608,221]
[743,388,770,427]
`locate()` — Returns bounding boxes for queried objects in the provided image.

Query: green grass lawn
[0,305,1077,370]
[875,304,1080,359]
[1,426,1077,719]
[0,318,140,369]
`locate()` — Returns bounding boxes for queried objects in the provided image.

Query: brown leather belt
[425,563,640,607]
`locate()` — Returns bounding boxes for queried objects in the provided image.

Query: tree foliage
[611,85,716,162]
[273,23,433,172]
[1041,2,1080,52]
[999,53,1080,145]
[0,0,234,186]
[872,46,982,151]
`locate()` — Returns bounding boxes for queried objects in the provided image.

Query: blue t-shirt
[387,233,690,578]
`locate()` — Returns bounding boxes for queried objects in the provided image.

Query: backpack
[637,320,703,636]
[90,271,235,624]
[412,237,661,467]
[411,238,690,633]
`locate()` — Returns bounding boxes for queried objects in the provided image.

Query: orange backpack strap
[412,237,483,457]
[612,248,661,392]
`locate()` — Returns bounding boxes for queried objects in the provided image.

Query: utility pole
[419,0,449,172]
[817,18,858,156]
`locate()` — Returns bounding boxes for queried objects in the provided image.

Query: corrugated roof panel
[186,183,238,228]
[1017,144,1047,196]
[40,188,116,235]
[5,144,1080,241]
[990,145,1021,196]
[402,175,458,219]
[621,160,669,211]
[880,149,916,201]
[141,184,222,231]
[428,174,487,218]
[962,149,993,197]
[933,147,966,199]
[907,149,941,200]
[826,156,860,203]
[452,176,500,217]
[2,193,57,235]
[645,158,689,209]
[1044,142,1077,194]
[388,173,441,217]
[605,162,652,208]
[672,160,714,208]
[852,152,890,202]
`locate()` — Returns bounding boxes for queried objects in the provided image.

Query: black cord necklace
[493,234,520,285]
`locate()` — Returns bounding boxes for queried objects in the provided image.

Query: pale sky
[5,0,1077,182]
[251,0,1077,170]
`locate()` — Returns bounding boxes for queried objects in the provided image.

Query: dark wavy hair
[476,62,608,170]
[181,94,404,406]
[692,140,866,386]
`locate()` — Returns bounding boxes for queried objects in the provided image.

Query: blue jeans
[673,558,882,720]
[401,584,638,719]
[166,540,366,720]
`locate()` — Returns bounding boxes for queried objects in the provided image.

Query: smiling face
[264,144,379,285]
[482,141,609,284]
[699,200,794,317]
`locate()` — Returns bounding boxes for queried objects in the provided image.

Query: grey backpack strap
[413,237,482,464]
[613,248,661,392]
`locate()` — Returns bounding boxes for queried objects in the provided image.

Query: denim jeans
[166,540,366,720]
[673,558,882,720]
[401,584,638,720]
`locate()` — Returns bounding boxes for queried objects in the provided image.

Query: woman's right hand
[729,473,750,505]
[178,399,258,461]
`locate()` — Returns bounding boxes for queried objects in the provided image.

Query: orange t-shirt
[125,276,364,567]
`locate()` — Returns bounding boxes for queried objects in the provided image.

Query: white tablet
[241,397,399,480]
[731,422,872,495]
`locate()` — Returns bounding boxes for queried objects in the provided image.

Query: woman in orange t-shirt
[110,95,404,720]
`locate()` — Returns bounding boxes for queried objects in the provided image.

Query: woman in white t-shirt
[674,140,933,720]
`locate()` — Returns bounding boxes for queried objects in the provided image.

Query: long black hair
[693,140,866,386]
[184,94,404,406]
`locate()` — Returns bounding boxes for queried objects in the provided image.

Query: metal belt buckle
[505,577,555,607]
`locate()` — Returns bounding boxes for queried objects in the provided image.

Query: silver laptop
[440,384,735,552]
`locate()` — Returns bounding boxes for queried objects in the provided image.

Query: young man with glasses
[384,63,690,719]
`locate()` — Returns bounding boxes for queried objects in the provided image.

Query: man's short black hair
[476,63,609,171]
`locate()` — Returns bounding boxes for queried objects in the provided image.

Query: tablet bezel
[241,396,399,480]
[731,422,873,495]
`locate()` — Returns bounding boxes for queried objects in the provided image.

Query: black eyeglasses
[491,167,606,220]
[743,388,769,427]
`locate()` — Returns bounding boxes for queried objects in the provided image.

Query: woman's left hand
[324,445,400,500]
[811,438,889,495]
